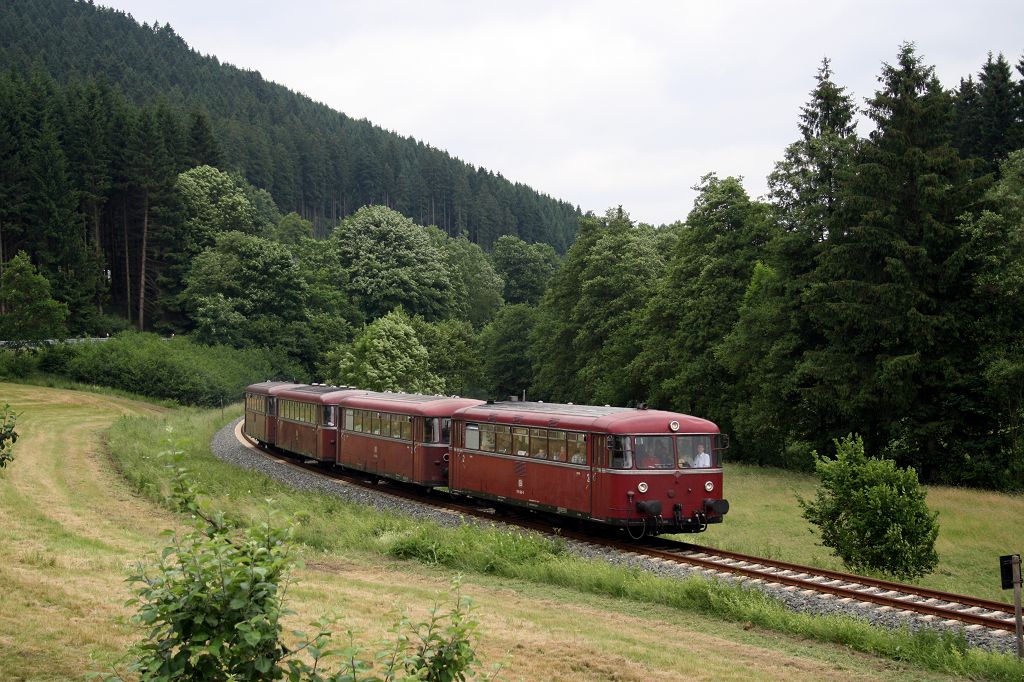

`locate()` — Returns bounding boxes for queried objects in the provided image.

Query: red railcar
[449,401,729,535]
[270,385,367,462]
[337,392,485,486]
[243,381,304,446]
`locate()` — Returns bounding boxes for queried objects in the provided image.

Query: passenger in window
[691,443,711,468]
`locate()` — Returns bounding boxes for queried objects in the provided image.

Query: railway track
[236,424,1019,639]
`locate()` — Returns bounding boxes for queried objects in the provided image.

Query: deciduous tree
[0,251,68,341]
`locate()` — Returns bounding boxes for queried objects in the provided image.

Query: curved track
[235,423,1018,637]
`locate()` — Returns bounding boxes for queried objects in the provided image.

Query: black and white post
[1000,554,1023,658]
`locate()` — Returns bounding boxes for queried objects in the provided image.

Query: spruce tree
[800,44,982,480]
[722,58,860,464]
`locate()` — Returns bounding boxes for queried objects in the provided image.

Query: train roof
[245,381,305,395]
[342,391,485,416]
[274,385,368,403]
[452,400,719,434]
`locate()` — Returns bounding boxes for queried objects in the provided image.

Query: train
[243,381,730,536]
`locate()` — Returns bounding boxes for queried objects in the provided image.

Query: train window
[494,425,511,454]
[512,427,529,456]
[529,428,548,459]
[345,409,354,431]
[323,406,335,427]
[609,436,633,469]
[548,430,567,462]
[425,417,437,443]
[635,436,674,469]
[398,415,412,441]
[567,433,586,464]
[675,435,717,468]
[479,423,496,452]
[440,418,451,444]
[465,423,480,450]
[382,413,394,437]
[370,412,381,435]
[352,410,362,432]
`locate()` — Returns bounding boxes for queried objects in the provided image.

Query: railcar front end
[593,430,729,536]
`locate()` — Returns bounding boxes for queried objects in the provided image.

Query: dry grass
[0,382,983,680]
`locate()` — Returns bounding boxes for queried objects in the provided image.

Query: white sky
[100,0,1024,226]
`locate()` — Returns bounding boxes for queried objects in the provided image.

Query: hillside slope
[0,0,580,248]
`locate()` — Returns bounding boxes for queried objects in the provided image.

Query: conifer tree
[721,59,859,464]
[800,44,982,479]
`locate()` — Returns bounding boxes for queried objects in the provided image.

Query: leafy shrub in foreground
[799,434,939,580]
[64,332,290,406]
[95,434,488,682]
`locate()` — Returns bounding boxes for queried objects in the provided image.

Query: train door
[590,434,632,523]
[556,431,590,515]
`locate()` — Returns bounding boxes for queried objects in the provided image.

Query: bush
[0,403,17,468]
[64,332,296,407]
[799,434,939,580]
[0,347,38,379]
[37,342,81,374]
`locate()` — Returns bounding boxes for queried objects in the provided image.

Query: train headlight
[704,480,714,492]
[669,420,680,432]
[638,481,649,493]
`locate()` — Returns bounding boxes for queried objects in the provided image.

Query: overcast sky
[100,0,1023,226]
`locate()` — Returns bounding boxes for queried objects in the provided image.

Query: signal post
[1001,553,1023,658]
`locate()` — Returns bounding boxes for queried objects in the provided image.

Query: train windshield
[675,435,719,468]
[635,436,675,469]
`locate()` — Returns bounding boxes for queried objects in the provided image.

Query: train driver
[691,443,711,468]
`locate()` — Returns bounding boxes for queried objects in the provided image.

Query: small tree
[0,404,18,468]
[799,434,939,580]
[0,251,69,341]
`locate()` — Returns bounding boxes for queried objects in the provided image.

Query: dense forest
[0,0,581,245]
[2,0,1024,491]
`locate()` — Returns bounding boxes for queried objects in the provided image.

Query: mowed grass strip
[713,463,1024,602]
[0,381,1019,681]
[0,383,171,680]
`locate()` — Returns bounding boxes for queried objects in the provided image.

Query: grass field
[1,381,1021,681]
[714,463,1024,602]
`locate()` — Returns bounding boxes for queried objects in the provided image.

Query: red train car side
[450,401,729,535]
[337,392,485,486]
[270,385,367,462]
